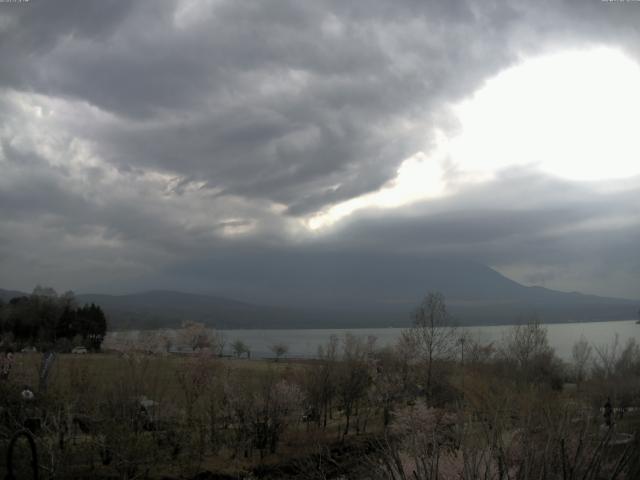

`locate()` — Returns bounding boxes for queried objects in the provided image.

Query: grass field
[2,351,361,479]
[3,344,640,479]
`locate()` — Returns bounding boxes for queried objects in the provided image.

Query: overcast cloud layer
[1,0,639,300]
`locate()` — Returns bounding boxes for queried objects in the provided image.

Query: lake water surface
[108,319,640,360]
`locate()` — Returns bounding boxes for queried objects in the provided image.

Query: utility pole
[460,335,465,401]
[458,335,466,448]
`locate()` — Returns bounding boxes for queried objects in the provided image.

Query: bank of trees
[0,286,107,352]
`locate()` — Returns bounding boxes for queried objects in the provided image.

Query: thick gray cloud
[0,0,639,300]
[318,169,640,298]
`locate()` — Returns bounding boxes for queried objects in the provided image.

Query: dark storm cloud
[4,0,640,212]
[2,0,527,214]
[1,0,639,298]
[0,0,136,88]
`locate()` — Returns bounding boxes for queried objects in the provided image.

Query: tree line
[0,286,107,352]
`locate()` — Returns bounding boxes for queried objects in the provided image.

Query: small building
[168,345,196,355]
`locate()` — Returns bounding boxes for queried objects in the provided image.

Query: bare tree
[336,333,371,437]
[177,321,218,352]
[614,337,640,377]
[270,342,289,361]
[500,315,554,383]
[304,334,339,429]
[402,292,457,397]
[593,334,620,380]
[372,346,411,428]
[571,335,592,388]
[175,353,217,425]
[371,402,459,480]
[254,376,303,456]
[211,330,226,357]
[231,339,250,358]
[137,330,171,354]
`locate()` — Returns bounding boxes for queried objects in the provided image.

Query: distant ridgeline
[0,286,107,352]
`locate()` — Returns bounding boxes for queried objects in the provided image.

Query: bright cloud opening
[306,151,446,230]
[306,46,640,231]
[448,47,640,181]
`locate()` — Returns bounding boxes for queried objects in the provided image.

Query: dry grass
[10,352,303,403]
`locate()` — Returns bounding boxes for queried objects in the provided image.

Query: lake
[107,319,640,360]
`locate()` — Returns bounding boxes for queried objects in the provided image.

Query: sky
[1,0,639,301]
